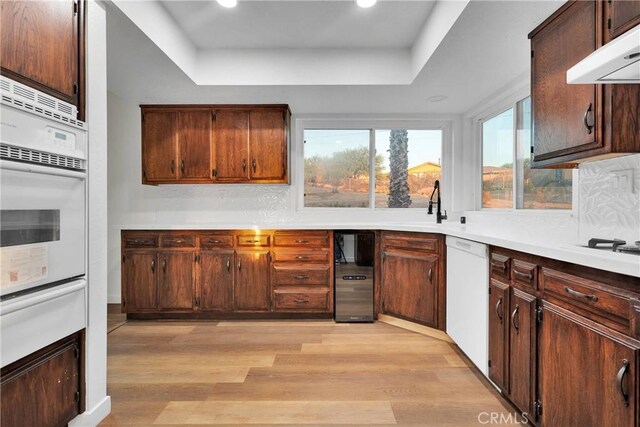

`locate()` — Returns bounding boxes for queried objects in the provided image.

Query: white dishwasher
[446,236,489,375]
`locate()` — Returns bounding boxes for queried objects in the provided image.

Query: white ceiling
[160,1,436,49]
[106,0,563,114]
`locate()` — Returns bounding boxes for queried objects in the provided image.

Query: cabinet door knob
[226,259,231,271]
[171,160,175,174]
[495,297,503,322]
[583,103,594,134]
[511,305,520,334]
[151,259,155,273]
[162,257,167,273]
[181,160,185,175]
[252,159,257,173]
[428,268,433,282]
[616,359,630,407]
[242,159,247,172]
[238,259,242,271]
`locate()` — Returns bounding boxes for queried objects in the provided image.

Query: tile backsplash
[579,154,640,245]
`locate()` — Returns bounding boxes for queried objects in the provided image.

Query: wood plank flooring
[101,319,515,426]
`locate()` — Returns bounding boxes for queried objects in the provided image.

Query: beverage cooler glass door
[0,161,86,297]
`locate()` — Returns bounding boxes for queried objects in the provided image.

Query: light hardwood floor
[101,318,515,426]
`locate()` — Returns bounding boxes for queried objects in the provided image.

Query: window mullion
[369,129,375,209]
[513,102,519,210]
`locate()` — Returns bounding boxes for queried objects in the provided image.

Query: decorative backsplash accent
[579,154,640,245]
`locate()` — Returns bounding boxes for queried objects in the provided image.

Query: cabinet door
[213,110,250,181]
[488,279,509,392]
[1,0,79,103]
[234,250,270,311]
[381,248,438,326]
[1,334,81,427]
[199,251,234,311]
[122,252,157,311]
[608,0,640,39]
[178,111,213,181]
[508,288,536,416]
[249,109,286,181]
[539,302,638,427]
[531,0,600,163]
[158,251,194,311]
[142,111,178,182]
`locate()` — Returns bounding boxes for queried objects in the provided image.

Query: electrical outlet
[609,169,634,194]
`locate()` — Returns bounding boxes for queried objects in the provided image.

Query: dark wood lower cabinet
[1,332,83,427]
[488,279,509,392]
[158,251,194,311]
[234,250,270,312]
[199,250,234,311]
[508,288,536,417]
[539,302,638,427]
[122,251,157,311]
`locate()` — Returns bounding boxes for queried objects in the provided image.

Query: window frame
[295,117,453,212]
[477,96,578,213]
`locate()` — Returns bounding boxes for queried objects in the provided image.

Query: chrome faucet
[427,180,447,224]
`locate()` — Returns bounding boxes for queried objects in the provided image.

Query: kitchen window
[303,128,443,208]
[481,97,573,210]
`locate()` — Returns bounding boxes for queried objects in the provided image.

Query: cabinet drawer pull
[244,239,261,243]
[294,275,309,280]
[616,359,630,407]
[511,305,520,334]
[583,102,594,134]
[496,297,503,322]
[151,259,156,273]
[295,239,309,244]
[209,239,222,243]
[514,270,533,282]
[171,239,184,244]
[296,256,307,260]
[294,299,309,304]
[226,259,231,271]
[564,286,598,302]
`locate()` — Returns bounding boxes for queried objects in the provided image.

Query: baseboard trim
[377,314,454,343]
[68,395,111,427]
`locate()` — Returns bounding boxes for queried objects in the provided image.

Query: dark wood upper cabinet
[1,333,83,427]
[607,0,640,40]
[122,251,158,312]
[142,110,179,182]
[0,0,85,119]
[539,302,638,427]
[488,279,510,393]
[213,110,250,181]
[249,109,287,181]
[199,250,234,311]
[529,0,639,168]
[179,110,213,181]
[234,250,270,312]
[158,251,194,311]
[141,105,290,185]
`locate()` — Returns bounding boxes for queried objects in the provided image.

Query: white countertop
[118,221,640,278]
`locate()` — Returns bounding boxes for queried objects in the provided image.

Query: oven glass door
[1,161,85,297]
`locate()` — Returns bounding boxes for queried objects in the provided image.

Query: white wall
[106,91,466,302]
[69,1,111,426]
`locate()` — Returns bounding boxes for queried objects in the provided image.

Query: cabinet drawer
[236,234,270,247]
[490,253,510,280]
[123,235,158,248]
[273,290,330,311]
[274,231,330,248]
[160,234,195,248]
[541,268,630,326]
[273,266,330,286]
[272,251,330,263]
[382,232,438,252]
[511,259,537,291]
[199,234,233,248]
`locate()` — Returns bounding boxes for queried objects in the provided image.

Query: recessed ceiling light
[428,95,448,103]
[357,0,377,8]
[217,0,237,8]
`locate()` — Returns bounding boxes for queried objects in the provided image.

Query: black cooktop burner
[588,238,640,255]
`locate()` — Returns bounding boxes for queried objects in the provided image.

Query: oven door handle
[0,279,87,316]
[0,159,86,180]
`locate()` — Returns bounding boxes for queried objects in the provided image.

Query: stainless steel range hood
[567,24,640,84]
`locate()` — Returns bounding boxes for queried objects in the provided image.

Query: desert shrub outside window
[304,129,443,208]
